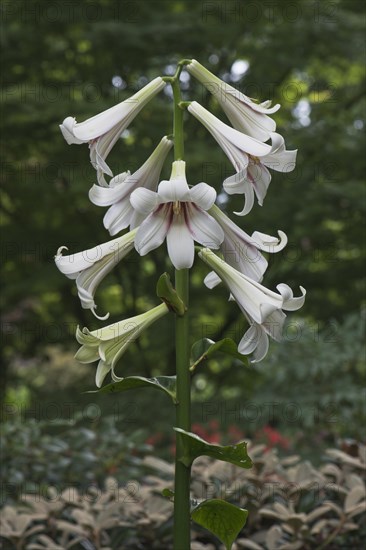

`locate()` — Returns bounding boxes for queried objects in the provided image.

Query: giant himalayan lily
[187,59,280,141]
[55,229,136,320]
[89,136,173,236]
[204,204,287,284]
[188,101,297,215]
[198,247,306,362]
[75,303,169,387]
[236,287,305,362]
[60,77,166,186]
[129,160,224,269]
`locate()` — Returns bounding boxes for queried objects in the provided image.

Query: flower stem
[171,64,191,550]
[174,268,191,550]
[172,76,184,160]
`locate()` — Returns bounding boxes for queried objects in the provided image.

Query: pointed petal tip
[278,229,287,240]
[55,245,69,258]
[91,308,110,321]
[233,204,252,216]
[59,117,84,145]
[95,360,111,388]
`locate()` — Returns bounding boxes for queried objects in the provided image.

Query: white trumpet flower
[199,248,306,362]
[205,204,287,284]
[188,101,297,215]
[130,160,224,269]
[238,283,306,362]
[75,303,169,387]
[55,230,137,320]
[60,77,166,185]
[223,132,297,216]
[89,136,173,235]
[187,59,280,141]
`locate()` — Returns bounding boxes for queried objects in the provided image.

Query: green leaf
[174,428,252,468]
[190,338,249,370]
[191,499,248,550]
[88,376,177,403]
[156,272,186,316]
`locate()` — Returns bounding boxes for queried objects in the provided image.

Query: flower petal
[59,117,84,144]
[56,232,135,318]
[95,360,111,388]
[198,248,283,324]
[238,324,261,355]
[204,271,222,289]
[208,205,274,281]
[76,326,99,345]
[189,182,217,210]
[103,199,133,236]
[220,93,278,141]
[130,188,159,215]
[130,209,147,230]
[277,284,306,311]
[186,205,224,249]
[72,77,165,141]
[166,213,195,269]
[221,237,268,282]
[55,238,122,276]
[187,60,281,131]
[188,102,272,157]
[134,206,170,256]
[89,172,131,206]
[74,344,100,364]
[232,181,255,216]
[262,133,297,172]
[251,230,288,253]
[158,177,191,203]
[55,232,136,276]
[247,163,272,206]
[251,327,269,363]
[223,169,249,195]
[262,310,286,341]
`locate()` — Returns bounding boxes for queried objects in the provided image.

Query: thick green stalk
[171,70,191,550]
[174,268,191,550]
[172,77,184,161]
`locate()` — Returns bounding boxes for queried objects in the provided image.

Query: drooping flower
[75,303,169,387]
[55,229,136,319]
[188,101,297,215]
[187,59,280,141]
[204,204,287,284]
[223,132,297,215]
[89,136,173,236]
[198,248,306,362]
[130,160,224,269]
[60,77,166,185]
[237,283,306,362]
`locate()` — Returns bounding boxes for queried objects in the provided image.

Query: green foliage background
[1,0,365,450]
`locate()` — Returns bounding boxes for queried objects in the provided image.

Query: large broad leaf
[89,376,177,403]
[174,428,252,468]
[190,338,249,371]
[191,499,248,550]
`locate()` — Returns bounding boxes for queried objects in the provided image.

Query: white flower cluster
[56,60,305,386]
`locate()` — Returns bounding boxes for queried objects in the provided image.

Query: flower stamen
[173,200,181,215]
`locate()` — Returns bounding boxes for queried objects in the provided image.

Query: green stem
[172,77,184,160]
[174,268,191,550]
[171,64,191,550]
